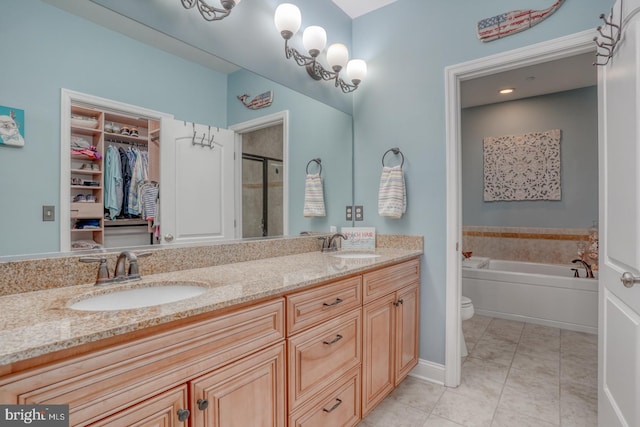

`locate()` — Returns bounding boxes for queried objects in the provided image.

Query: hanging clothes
[118,147,132,218]
[104,145,123,220]
[127,148,148,216]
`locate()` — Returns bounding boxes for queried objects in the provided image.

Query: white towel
[303,173,326,217]
[378,165,406,219]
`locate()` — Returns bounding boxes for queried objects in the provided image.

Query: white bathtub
[462,259,598,334]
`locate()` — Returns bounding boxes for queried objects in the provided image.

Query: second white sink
[69,283,208,311]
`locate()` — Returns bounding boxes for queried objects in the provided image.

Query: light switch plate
[42,205,55,222]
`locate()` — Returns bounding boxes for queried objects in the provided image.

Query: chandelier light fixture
[180,0,241,21]
[274,3,367,93]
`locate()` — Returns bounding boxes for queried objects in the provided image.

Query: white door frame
[229,111,289,239]
[443,30,596,387]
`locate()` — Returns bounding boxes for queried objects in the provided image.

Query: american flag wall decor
[477,0,565,42]
[237,91,274,110]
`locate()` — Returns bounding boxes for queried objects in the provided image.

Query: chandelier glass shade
[274,3,367,93]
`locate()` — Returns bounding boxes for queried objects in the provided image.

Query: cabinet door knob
[322,398,343,413]
[323,334,343,345]
[323,298,343,307]
[164,234,174,242]
[177,408,190,422]
[197,399,209,411]
[394,299,404,306]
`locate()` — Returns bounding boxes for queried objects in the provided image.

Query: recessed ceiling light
[499,88,515,94]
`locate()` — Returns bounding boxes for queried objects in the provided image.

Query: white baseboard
[408,358,446,385]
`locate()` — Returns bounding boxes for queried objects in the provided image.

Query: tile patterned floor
[358,316,598,427]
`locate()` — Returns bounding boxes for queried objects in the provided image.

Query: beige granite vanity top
[0,248,421,367]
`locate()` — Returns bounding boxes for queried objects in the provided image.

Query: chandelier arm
[337,78,358,93]
[196,0,232,21]
[284,41,315,67]
[181,0,197,9]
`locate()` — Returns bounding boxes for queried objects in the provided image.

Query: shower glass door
[242,154,283,238]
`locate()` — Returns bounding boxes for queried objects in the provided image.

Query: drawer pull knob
[322,398,343,413]
[323,334,343,345]
[177,408,190,422]
[197,399,209,411]
[394,299,404,307]
[323,298,343,307]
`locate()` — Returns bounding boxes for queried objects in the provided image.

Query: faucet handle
[127,252,152,278]
[79,256,110,285]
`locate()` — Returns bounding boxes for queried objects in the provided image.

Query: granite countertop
[0,248,421,367]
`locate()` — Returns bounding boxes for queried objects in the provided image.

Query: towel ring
[382,148,405,167]
[306,158,322,175]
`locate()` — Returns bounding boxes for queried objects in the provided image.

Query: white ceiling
[460,52,597,108]
[332,0,399,18]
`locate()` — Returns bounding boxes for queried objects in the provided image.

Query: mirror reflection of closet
[241,124,284,238]
[68,101,161,251]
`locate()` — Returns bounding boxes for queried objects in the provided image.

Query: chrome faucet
[572,259,594,278]
[80,251,151,285]
[114,251,151,281]
[320,233,347,252]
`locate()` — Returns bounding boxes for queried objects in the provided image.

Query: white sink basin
[331,252,381,259]
[69,284,207,311]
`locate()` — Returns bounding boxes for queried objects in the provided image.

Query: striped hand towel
[378,165,406,219]
[303,173,326,217]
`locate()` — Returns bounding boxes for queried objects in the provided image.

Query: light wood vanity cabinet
[0,299,285,426]
[362,259,420,416]
[0,257,420,427]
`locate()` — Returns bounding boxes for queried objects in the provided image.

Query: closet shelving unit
[70,105,104,249]
[69,103,160,250]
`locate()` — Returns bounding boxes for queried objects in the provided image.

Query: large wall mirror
[0,0,354,258]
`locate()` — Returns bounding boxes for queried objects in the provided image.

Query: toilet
[460,296,475,357]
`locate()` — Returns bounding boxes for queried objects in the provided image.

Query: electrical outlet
[346,205,353,221]
[355,205,364,221]
[42,205,55,222]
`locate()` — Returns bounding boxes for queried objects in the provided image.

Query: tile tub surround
[462,226,592,265]
[0,234,424,296]
[0,247,422,367]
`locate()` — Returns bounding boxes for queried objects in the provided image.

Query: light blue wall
[0,0,228,256]
[351,0,611,364]
[227,69,353,234]
[462,87,599,228]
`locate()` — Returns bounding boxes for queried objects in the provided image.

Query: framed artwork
[0,105,25,147]
[483,129,561,201]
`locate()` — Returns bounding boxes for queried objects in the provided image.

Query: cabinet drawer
[288,309,361,410]
[362,258,420,303]
[89,385,188,427]
[2,299,284,426]
[70,202,103,219]
[288,366,360,427]
[287,276,362,335]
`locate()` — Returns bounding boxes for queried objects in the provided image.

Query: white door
[598,1,640,425]
[160,120,235,245]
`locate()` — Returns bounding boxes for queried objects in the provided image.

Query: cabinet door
[361,293,396,417]
[395,283,419,385]
[191,343,286,427]
[89,385,189,427]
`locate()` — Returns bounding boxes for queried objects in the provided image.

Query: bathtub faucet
[572,259,595,278]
